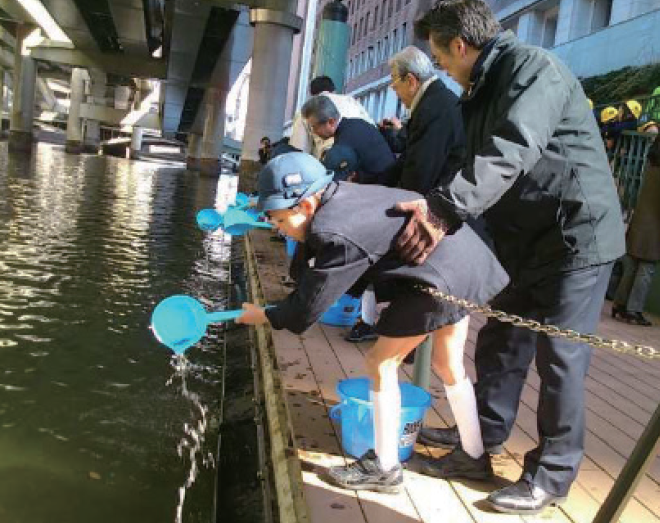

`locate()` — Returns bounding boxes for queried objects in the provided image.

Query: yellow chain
[420,288,659,359]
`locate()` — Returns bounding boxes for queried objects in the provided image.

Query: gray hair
[301,95,340,123]
[389,46,436,82]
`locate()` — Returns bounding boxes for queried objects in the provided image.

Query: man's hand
[389,116,402,131]
[394,199,447,265]
[235,303,269,326]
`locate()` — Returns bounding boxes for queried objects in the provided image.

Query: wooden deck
[249,230,660,523]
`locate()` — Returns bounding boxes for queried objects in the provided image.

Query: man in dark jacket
[396,0,625,515]
[301,95,395,184]
[303,95,397,343]
[383,45,465,194]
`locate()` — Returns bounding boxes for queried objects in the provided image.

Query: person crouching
[237,152,509,492]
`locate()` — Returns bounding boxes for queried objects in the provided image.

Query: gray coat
[427,32,625,286]
[265,182,509,334]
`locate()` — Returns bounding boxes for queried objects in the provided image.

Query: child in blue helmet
[237,152,509,493]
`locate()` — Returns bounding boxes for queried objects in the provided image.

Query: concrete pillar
[200,88,226,176]
[114,85,131,110]
[517,11,544,46]
[186,133,202,170]
[65,67,85,154]
[84,70,106,153]
[0,68,5,113]
[239,9,302,190]
[0,68,5,136]
[130,126,143,159]
[9,25,38,153]
[555,0,592,45]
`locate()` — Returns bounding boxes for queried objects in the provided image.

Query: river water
[0,143,232,522]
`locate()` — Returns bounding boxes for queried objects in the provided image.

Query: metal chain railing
[417,286,659,359]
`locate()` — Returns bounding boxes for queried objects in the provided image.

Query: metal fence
[610,130,657,219]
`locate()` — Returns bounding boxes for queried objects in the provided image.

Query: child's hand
[235,303,269,326]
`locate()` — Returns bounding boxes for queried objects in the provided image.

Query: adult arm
[397,52,570,264]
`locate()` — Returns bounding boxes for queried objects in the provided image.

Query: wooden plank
[245,234,310,523]
[325,325,550,523]
[303,325,424,522]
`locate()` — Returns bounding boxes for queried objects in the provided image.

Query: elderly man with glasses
[381,45,465,194]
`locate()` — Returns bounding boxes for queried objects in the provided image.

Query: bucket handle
[329,404,341,421]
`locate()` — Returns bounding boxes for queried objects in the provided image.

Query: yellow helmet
[587,98,593,109]
[601,106,618,123]
[625,100,642,119]
[639,121,658,133]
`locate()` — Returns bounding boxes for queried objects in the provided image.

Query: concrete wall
[552,8,660,78]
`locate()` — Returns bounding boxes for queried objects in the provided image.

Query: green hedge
[581,63,660,105]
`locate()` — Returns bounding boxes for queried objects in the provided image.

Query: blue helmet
[257,152,334,212]
[322,144,359,182]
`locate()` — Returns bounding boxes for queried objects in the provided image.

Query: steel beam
[29,44,167,79]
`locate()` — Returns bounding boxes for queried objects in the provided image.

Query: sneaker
[420,447,494,480]
[328,450,403,493]
[418,425,504,454]
[345,320,378,342]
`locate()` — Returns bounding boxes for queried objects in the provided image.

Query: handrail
[610,131,656,219]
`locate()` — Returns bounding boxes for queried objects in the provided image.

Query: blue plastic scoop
[196,205,264,232]
[222,208,272,236]
[196,209,224,231]
[150,295,246,354]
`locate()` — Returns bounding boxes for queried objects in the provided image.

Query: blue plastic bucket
[329,377,432,461]
[320,294,361,327]
[285,237,297,258]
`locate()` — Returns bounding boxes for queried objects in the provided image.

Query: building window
[542,8,558,48]
[368,46,374,69]
[388,0,393,17]
[377,40,382,63]
[374,6,379,29]
[401,23,407,48]
[392,29,397,54]
[591,0,613,31]
[365,13,370,36]
[381,0,386,23]
[359,17,364,39]
[352,23,357,44]
[383,36,389,60]
[396,0,402,11]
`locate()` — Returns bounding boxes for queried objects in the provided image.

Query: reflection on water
[0,143,231,523]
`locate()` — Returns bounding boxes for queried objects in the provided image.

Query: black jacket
[334,118,396,184]
[266,182,509,334]
[427,32,625,285]
[384,79,465,195]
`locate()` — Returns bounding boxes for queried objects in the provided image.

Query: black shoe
[487,479,566,515]
[345,320,378,342]
[418,425,504,454]
[631,311,652,326]
[420,447,494,480]
[328,449,403,493]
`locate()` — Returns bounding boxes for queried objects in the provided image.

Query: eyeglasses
[390,74,409,87]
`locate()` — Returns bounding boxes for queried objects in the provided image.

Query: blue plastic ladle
[223,208,272,236]
[196,209,224,231]
[150,295,246,354]
[196,204,264,233]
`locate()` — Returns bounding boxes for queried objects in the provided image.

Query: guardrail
[610,131,657,219]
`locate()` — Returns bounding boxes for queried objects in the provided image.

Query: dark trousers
[474,262,613,496]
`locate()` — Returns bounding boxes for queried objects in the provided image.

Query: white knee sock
[361,287,377,326]
[372,371,401,471]
[444,376,484,459]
